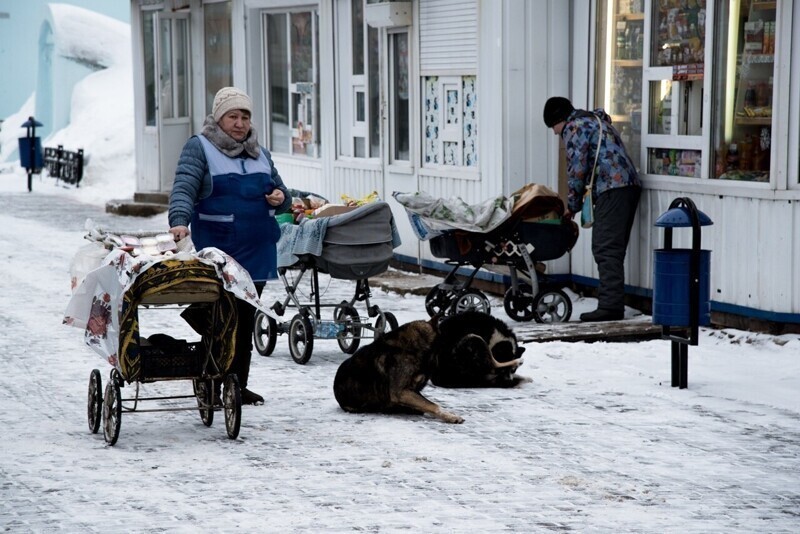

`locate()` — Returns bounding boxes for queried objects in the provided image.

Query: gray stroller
[254,201,400,364]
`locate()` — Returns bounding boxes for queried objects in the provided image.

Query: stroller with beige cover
[396,184,578,322]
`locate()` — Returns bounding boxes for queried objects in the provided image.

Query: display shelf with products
[595,0,644,171]
[651,0,707,67]
[714,0,775,181]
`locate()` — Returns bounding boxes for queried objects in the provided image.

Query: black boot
[580,309,624,322]
[241,388,264,406]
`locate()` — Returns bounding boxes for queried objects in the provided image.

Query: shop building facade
[129,0,800,329]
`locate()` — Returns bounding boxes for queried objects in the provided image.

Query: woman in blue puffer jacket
[169,87,291,405]
[543,96,642,323]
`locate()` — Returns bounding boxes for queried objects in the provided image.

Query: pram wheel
[223,374,242,440]
[335,302,361,354]
[102,371,122,446]
[532,289,572,323]
[504,284,537,322]
[425,287,455,317]
[253,311,278,357]
[450,289,491,315]
[374,311,399,338]
[193,379,215,427]
[289,313,315,364]
[87,369,102,434]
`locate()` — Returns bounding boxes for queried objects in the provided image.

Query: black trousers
[591,185,641,313]
[227,282,264,389]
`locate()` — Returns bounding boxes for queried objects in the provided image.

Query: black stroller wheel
[532,289,572,323]
[253,310,278,356]
[288,313,314,364]
[374,311,399,338]
[87,369,102,434]
[425,286,454,317]
[450,290,491,315]
[335,303,361,354]
[223,374,242,440]
[193,379,214,427]
[102,374,122,446]
[503,284,536,322]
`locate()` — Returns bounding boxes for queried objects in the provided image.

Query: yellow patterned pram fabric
[118,259,238,382]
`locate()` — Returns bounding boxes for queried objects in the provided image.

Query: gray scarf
[200,115,261,159]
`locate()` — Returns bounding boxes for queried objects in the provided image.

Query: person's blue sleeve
[263,148,292,214]
[169,137,207,228]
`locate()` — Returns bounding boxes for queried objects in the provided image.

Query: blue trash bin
[652,248,711,327]
[18,137,43,171]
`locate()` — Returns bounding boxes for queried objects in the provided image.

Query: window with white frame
[336,0,380,159]
[262,9,320,158]
[423,76,477,167]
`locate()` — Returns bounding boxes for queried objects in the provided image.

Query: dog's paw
[441,412,465,424]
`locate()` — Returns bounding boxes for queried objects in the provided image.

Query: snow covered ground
[0,174,798,533]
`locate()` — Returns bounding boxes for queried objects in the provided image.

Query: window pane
[204,1,232,115]
[648,148,701,178]
[143,11,156,127]
[159,19,173,119]
[463,76,477,167]
[354,137,366,157]
[175,19,189,118]
[368,26,379,157]
[351,0,364,75]
[355,91,365,122]
[594,0,642,173]
[291,12,312,83]
[711,0,773,182]
[649,80,672,135]
[651,1,705,67]
[267,14,290,154]
[423,76,440,164]
[392,32,409,161]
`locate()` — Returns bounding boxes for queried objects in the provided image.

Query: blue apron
[192,134,280,281]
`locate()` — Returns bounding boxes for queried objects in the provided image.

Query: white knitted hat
[212,87,253,122]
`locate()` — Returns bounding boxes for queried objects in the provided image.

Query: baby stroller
[426,218,578,322]
[254,201,400,365]
[67,244,257,446]
[398,185,578,323]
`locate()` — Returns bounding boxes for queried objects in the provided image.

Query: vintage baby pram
[396,185,579,323]
[66,239,267,445]
[254,201,400,365]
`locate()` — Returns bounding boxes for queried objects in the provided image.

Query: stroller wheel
[87,369,102,434]
[193,379,214,427]
[102,375,122,446]
[532,289,572,324]
[253,310,278,357]
[335,303,361,354]
[374,311,399,338]
[503,284,536,322]
[450,290,491,315]
[425,286,455,317]
[223,374,242,440]
[288,313,315,364]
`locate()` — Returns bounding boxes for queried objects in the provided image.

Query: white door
[381,28,419,261]
[157,13,192,192]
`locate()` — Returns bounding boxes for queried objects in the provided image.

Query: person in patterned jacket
[543,97,642,322]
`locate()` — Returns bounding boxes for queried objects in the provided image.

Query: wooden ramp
[513,315,666,343]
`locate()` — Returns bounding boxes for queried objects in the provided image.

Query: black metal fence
[43,145,84,186]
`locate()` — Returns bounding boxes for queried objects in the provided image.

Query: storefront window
[594,0,644,172]
[263,10,320,158]
[204,1,232,116]
[711,0,775,182]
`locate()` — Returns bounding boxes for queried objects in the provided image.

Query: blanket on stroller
[276,201,401,269]
[64,247,277,378]
[394,183,565,240]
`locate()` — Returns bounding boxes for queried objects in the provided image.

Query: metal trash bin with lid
[653,197,713,389]
[18,117,44,192]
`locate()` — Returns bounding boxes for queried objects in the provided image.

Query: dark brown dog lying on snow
[333,317,464,424]
[430,311,527,388]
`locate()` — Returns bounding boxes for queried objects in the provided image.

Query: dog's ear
[516,346,526,357]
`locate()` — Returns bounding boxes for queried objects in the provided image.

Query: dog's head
[488,329,525,363]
